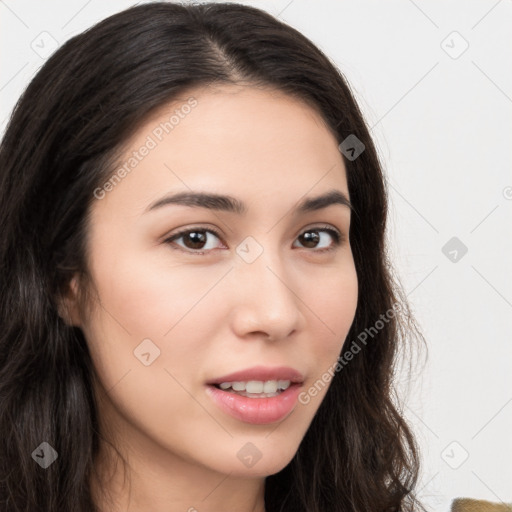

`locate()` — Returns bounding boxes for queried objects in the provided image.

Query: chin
[211,438,299,478]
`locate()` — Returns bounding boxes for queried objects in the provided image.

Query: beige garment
[451,498,512,512]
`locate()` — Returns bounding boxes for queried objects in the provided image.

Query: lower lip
[205,383,302,424]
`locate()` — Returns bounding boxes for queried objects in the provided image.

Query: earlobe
[57,275,82,327]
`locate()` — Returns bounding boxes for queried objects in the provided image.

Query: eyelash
[163,225,345,256]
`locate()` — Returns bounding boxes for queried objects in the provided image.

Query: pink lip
[206,365,304,385]
[205,365,305,424]
[205,382,303,424]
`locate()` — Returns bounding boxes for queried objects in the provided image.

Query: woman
[0,2,425,511]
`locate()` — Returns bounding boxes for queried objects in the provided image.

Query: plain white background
[1,1,511,510]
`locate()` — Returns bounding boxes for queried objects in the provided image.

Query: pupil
[185,231,206,249]
[301,231,319,248]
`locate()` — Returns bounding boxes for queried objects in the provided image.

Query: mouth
[205,366,305,424]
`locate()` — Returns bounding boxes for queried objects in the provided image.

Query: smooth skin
[61,84,359,512]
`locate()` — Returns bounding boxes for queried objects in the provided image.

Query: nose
[228,243,304,341]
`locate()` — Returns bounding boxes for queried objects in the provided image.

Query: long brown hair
[0,3,426,510]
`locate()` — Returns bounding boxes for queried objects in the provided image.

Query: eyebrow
[145,188,353,215]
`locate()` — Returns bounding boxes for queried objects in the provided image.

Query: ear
[57,274,82,327]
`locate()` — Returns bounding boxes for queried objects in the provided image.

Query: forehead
[93,83,349,218]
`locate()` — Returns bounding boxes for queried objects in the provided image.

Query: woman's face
[71,84,358,480]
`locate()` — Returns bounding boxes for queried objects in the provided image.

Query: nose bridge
[231,233,301,337]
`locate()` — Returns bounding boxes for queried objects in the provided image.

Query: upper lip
[206,365,304,385]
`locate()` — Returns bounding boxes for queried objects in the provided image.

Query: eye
[293,225,343,252]
[164,226,225,255]
[163,225,344,255]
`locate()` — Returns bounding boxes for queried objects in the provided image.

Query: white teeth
[246,381,264,393]
[263,381,278,393]
[278,380,290,390]
[216,380,291,392]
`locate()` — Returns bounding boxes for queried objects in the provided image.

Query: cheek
[308,262,358,351]
[88,245,220,337]
[299,262,358,402]
[81,251,219,449]
[82,247,231,386]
